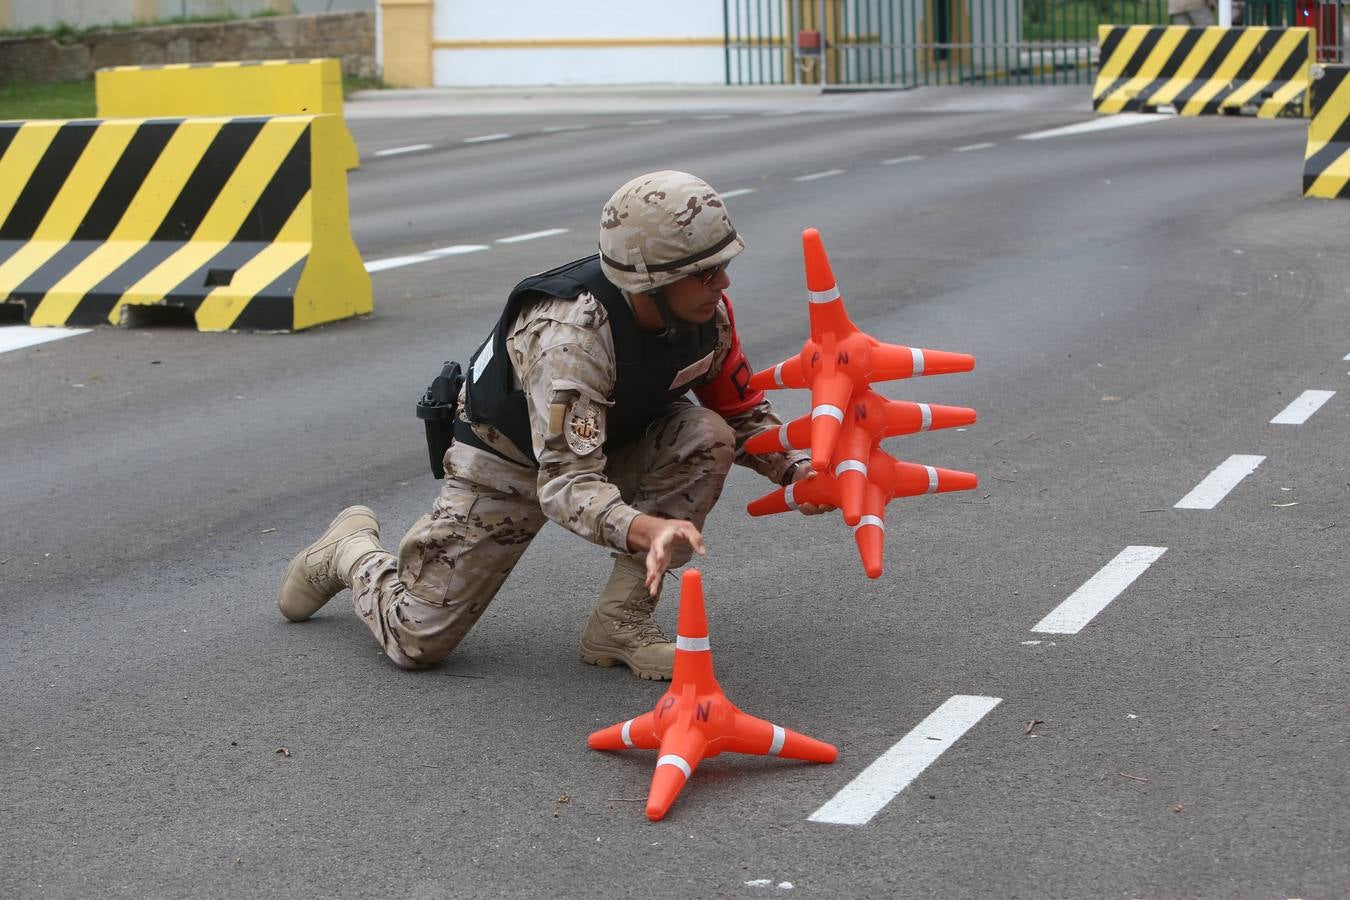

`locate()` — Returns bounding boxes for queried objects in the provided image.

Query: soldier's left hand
[792,466,836,516]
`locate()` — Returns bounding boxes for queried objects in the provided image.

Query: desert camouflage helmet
[598,170,745,294]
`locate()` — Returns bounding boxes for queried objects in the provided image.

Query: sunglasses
[697,263,727,288]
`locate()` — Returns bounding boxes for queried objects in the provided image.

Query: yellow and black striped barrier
[1094,25,1315,118]
[1303,65,1350,199]
[96,58,344,118]
[0,112,370,331]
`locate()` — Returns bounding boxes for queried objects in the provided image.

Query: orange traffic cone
[588,570,837,821]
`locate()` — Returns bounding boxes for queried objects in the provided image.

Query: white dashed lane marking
[496,228,569,244]
[540,125,587,133]
[1032,546,1167,635]
[373,144,433,157]
[463,133,512,144]
[1017,114,1173,141]
[954,142,996,152]
[808,695,1002,826]
[793,169,845,182]
[719,188,756,199]
[1270,389,1335,425]
[363,244,488,273]
[1175,454,1265,510]
[881,155,924,165]
[0,325,89,355]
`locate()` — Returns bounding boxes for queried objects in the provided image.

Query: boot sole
[579,644,672,681]
[277,505,379,623]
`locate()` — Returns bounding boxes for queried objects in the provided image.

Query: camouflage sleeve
[507,294,642,553]
[704,302,809,485]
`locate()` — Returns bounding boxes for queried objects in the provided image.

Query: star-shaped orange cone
[588,570,837,821]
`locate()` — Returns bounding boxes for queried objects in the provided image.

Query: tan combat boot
[277,506,382,622]
[579,555,675,680]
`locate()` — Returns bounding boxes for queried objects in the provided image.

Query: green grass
[0,11,279,44]
[0,75,382,121]
[1022,0,1169,40]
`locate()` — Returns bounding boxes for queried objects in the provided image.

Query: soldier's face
[663,263,732,323]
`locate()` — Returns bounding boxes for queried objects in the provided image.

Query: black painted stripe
[0,122,97,240]
[1171,28,1245,108]
[1312,67,1348,115]
[0,124,19,162]
[1154,28,1205,81]
[229,258,304,331]
[1096,27,1167,109]
[7,239,100,300]
[1304,143,1350,191]
[1119,28,1166,90]
[69,241,185,325]
[1098,27,1126,66]
[1269,33,1307,83]
[73,120,182,241]
[151,119,265,241]
[160,241,272,311]
[234,125,310,242]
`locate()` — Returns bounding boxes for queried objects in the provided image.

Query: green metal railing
[724,0,1171,85]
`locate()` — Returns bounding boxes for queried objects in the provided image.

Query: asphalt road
[2,85,1347,898]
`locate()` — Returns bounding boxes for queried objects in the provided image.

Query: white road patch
[808,695,1002,826]
[793,169,845,182]
[0,325,89,354]
[496,228,569,244]
[1017,114,1173,141]
[1032,546,1167,634]
[363,244,489,273]
[881,154,924,164]
[954,142,995,152]
[464,133,512,143]
[1175,454,1265,509]
[720,188,756,199]
[373,143,433,157]
[1270,389,1335,425]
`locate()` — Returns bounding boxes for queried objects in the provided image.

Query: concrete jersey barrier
[1093,25,1315,118]
[0,113,370,332]
[1303,65,1350,199]
[96,58,345,118]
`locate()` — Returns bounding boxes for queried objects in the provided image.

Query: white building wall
[433,0,728,86]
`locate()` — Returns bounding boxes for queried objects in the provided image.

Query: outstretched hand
[628,514,707,594]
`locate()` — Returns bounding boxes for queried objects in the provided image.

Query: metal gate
[725,0,1173,85]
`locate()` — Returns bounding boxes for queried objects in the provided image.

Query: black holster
[415,360,464,478]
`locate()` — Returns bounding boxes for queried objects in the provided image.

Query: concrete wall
[430,0,727,86]
[0,11,374,83]
[2,0,373,31]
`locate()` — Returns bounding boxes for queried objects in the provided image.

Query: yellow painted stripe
[1180,28,1265,116]
[28,119,229,326]
[1145,28,1228,107]
[0,122,61,228]
[1099,27,1188,114]
[1306,74,1350,156]
[433,36,725,50]
[195,193,312,331]
[112,240,228,316]
[1221,29,1307,110]
[190,117,309,241]
[1307,146,1350,198]
[1094,27,1152,113]
[1257,78,1307,118]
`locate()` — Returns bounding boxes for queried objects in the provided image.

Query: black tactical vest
[458,254,719,464]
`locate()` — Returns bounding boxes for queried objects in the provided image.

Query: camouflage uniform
[350,293,802,669]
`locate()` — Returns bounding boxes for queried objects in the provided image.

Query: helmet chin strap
[649,289,695,344]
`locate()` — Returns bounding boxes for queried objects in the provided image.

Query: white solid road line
[1270,389,1336,425]
[374,143,433,157]
[496,228,569,244]
[1017,114,1173,141]
[794,169,845,182]
[954,142,995,152]
[1175,454,1266,509]
[1032,546,1167,635]
[808,695,1002,826]
[881,154,924,165]
[720,188,756,199]
[464,133,512,144]
[363,244,488,273]
[1343,352,1350,361]
[0,325,89,355]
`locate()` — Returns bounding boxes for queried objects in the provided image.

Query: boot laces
[618,609,668,645]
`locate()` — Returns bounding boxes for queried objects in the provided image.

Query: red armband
[694,294,766,417]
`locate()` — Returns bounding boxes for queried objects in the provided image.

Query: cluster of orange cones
[590,228,977,819]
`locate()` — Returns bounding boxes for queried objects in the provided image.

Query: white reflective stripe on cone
[919,402,932,430]
[769,724,786,756]
[853,515,885,532]
[813,405,845,423]
[925,465,939,493]
[809,286,840,304]
[773,362,787,387]
[656,754,693,779]
[835,459,867,478]
[778,423,795,448]
[784,483,800,510]
[676,635,710,651]
[911,347,925,375]
[621,719,636,749]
